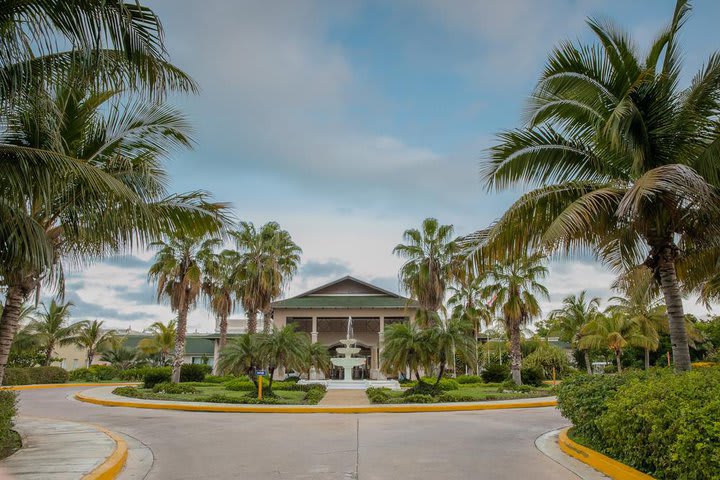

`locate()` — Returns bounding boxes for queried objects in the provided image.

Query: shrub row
[3,366,68,385]
[69,365,118,382]
[0,391,17,452]
[151,382,199,395]
[304,386,326,405]
[557,368,720,479]
[456,375,483,384]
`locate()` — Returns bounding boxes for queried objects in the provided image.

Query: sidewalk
[0,417,125,480]
[317,390,370,406]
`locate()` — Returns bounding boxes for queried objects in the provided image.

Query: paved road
[15,387,576,480]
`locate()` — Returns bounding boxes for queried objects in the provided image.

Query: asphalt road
[16,387,577,480]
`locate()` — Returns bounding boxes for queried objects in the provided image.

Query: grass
[0,430,21,460]
[115,384,315,405]
[371,382,553,403]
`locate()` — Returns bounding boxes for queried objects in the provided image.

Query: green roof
[122,335,217,355]
[272,295,416,309]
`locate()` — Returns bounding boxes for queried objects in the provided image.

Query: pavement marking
[557,428,655,480]
[82,425,129,480]
[75,387,558,414]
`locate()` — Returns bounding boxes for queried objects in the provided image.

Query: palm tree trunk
[644,348,650,370]
[414,370,422,381]
[218,314,228,352]
[615,351,622,373]
[262,309,272,334]
[657,246,692,372]
[247,311,257,335]
[584,350,592,375]
[171,297,190,383]
[0,283,34,385]
[87,351,94,368]
[44,346,54,366]
[435,361,446,385]
[509,320,522,385]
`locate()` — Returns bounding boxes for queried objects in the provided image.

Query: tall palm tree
[149,235,219,382]
[232,222,302,334]
[28,300,85,366]
[257,325,308,392]
[0,76,228,384]
[580,312,656,373]
[473,0,720,371]
[137,320,176,365]
[380,322,429,381]
[202,249,242,355]
[549,291,601,374]
[426,317,477,384]
[218,334,262,381]
[74,320,115,368]
[483,254,549,384]
[394,218,457,326]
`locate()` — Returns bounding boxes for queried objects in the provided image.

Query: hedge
[0,391,17,452]
[557,368,720,479]
[142,367,172,388]
[69,365,118,382]
[481,364,510,383]
[180,364,211,383]
[456,375,483,384]
[2,366,69,385]
[152,382,199,394]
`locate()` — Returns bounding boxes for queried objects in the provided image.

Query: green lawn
[371,383,553,403]
[114,384,315,405]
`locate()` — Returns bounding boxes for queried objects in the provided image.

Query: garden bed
[368,380,552,404]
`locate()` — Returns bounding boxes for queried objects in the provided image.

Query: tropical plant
[304,342,332,379]
[149,234,220,382]
[74,320,115,368]
[483,254,549,384]
[394,218,457,326]
[218,334,262,382]
[425,317,477,384]
[380,322,429,381]
[137,320,176,365]
[100,345,139,370]
[202,249,241,355]
[580,312,657,372]
[549,291,602,374]
[472,0,720,372]
[257,325,308,392]
[232,222,302,334]
[28,300,85,366]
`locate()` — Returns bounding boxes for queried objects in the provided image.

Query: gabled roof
[272,276,418,310]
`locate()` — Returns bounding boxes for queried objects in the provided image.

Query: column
[212,339,220,375]
[377,316,386,380]
[311,316,318,343]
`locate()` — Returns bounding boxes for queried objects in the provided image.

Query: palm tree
[549,291,601,374]
[580,312,656,373]
[448,272,492,373]
[394,218,457,326]
[232,222,302,334]
[137,321,176,365]
[304,342,332,379]
[149,235,220,382]
[0,75,228,384]
[74,320,116,368]
[218,334,262,381]
[483,254,549,384]
[257,325,308,393]
[474,0,720,371]
[380,322,429,381]
[28,300,85,366]
[100,346,139,370]
[203,249,242,355]
[426,317,477,384]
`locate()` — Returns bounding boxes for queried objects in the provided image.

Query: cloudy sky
[59,0,720,331]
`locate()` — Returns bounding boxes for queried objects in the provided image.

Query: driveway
[15,387,576,480]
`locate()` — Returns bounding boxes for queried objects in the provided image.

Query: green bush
[304,387,326,405]
[112,386,145,398]
[69,365,118,382]
[225,377,268,391]
[520,366,545,387]
[118,366,155,381]
[401,394,434,404]
[152,382,199,394]
[437,393,477,402]
[404,380,441,396]
[142,367,172,388]
[597,368,720,479]
[0,391,17,450]
[204,393,282,405]
[456,375,483,384]
[2,367,68,385]
[180,364,211,383]
[366,387,392,404]
[602,363,617,374]
[481,364,510,383]
[500,380,533,393]
[523,343,571,379]
[203,374,239,384]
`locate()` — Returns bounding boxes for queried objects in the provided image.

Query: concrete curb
[1,382,138,391]
[82,424,129,480]
[75,387,558,414]
[558,428,655,480]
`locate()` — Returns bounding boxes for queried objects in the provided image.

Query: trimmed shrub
[0,391,17,450]
[416,378,459,391]
[366,387,391,403]
[404,380,441,396]
[456,375,483,384]
[142,367,172,388]
[69,365,118,382]
[523,343,571,379]
[225,377,268,391]
[2,368,31,386]
[520,366,544,387]
[481,364,510,383]
[500,380,533,393]
[112,386,145,398]
[304,387,326,405]
[437,393,477,402]
[401,394,434,404]
[180,364,211,383]
[152,382,199,394]
[3,367,68,385]
[204,375,239,384]
[204,393,282,405]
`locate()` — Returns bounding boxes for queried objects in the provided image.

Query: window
[72,359,78,370]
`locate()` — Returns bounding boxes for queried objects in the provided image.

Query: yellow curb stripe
[1,382,138,391]
[81,425,128,480]
[558,428,655,480]
[75,390,557,414]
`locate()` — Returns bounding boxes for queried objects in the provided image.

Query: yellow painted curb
[75,390,557,414]
[558,428,655,480]
[81,425,128,480]
[1,382,138,391]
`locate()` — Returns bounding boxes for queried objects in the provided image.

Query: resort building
[270,276,419,380]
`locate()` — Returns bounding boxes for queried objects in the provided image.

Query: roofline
[275,275,409,302]
[272,304,419,310]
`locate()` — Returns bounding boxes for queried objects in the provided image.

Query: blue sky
[62,0,720,331]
